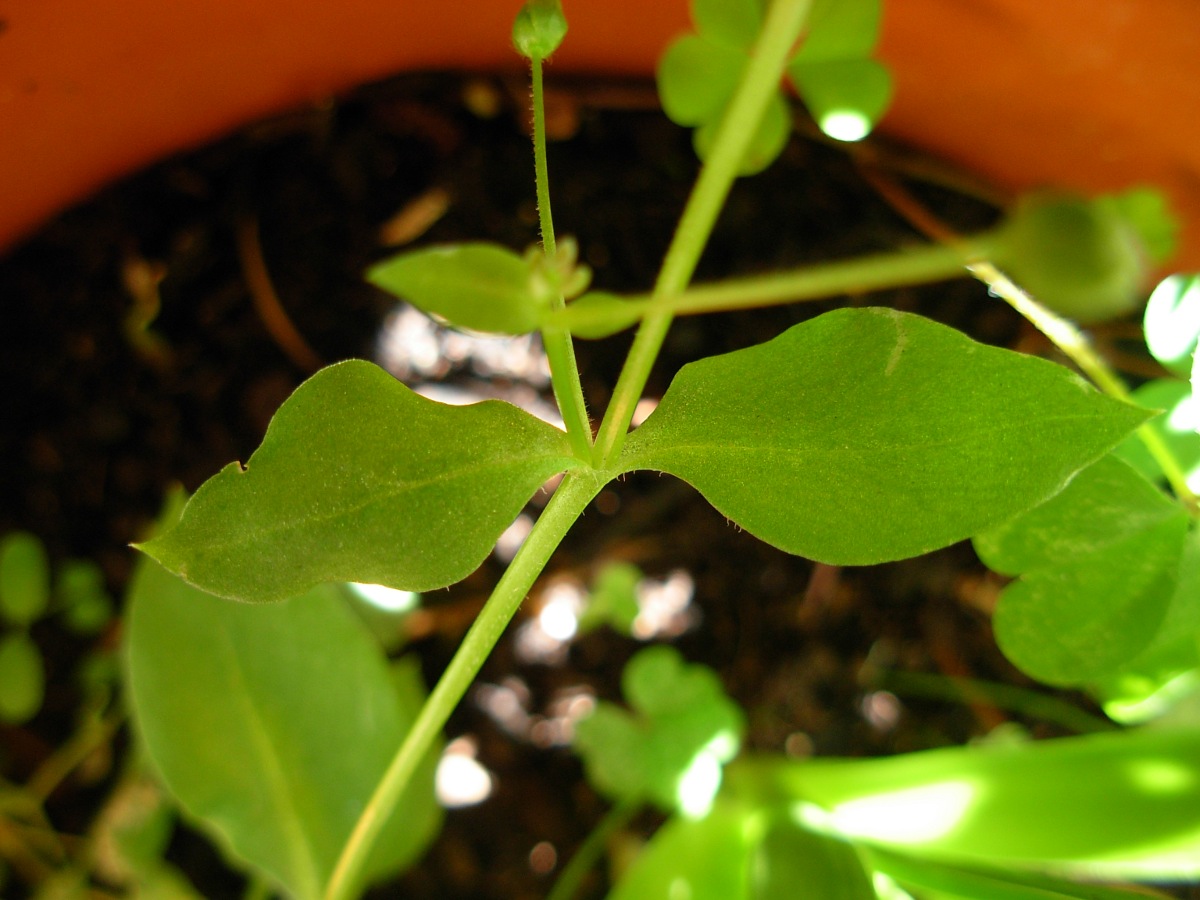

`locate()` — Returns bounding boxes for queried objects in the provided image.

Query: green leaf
[126,546,442,899]
[0,631,44,723]
[749,725,1200,879]
[512,0,567,60]
[573,646,744,816]
[693,0,764,51]
[1100,186,1178,265]
[620,308,1148,566]
[989,192,1155,322]
[56,559,115,634]
[789,57,892,143]
[366,243,547,336]
[657,35,743,127]
[1091,524,1200,722]
[870,848,1168,900]
[139,360,578,602]
[753,819,876,899]
[1110,378,1200,489]
[793,0,884,63]
[977,456,1190,685]
[693,91,792,176]
[0,531,50,626]
[607,800,756,900]
[1145,274,1200,377]
[578,562,641,636]
[609,801,874,900]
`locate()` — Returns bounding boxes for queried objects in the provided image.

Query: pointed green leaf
[366,243,546,336]
[0,531,50,626]
[1146,274,1200,377]
[620,308,1148,567]
[977,456,1190,685]
[126,549,442,899]
[574,646,744,816]
[139,360,578,602]
[789,57,892,142]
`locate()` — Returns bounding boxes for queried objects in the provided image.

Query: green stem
[545,799,640,900]
[972,260,1200,515]
[592,0,813,469]
[872,670,1117,735]
[531,54,593,460]
[556,241,975,335]
[323,471,603,900]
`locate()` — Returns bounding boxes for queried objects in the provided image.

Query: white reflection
[827,780,975,844]
[346,582,419,613]
[820,110,871,142]
[436,736,494,808]
[633,570,697,640]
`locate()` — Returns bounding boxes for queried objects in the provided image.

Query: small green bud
[513,0,568,60]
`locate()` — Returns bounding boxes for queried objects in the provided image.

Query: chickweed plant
[117,0,1200,897]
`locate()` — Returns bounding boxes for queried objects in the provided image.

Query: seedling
[116,0,1200,896]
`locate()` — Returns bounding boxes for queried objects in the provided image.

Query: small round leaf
[0,632,45,723]
[0,531,51,627]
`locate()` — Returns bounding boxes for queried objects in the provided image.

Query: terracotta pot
[3,1,1198,268]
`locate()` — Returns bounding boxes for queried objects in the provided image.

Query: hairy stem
[592,0,813,468]
[531,54,593,459]
[324,471,603,900]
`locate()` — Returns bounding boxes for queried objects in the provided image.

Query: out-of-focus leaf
[578,562,641,636]
[739,725,1200,879]
[139,360,579,603]
[0,631,44,723]
[621,308,1148,566]
[574,646,743,817]
[126,534,442,898]
[56,559,115,634]
[789,57,892,143]
[0,531,50,627]
[793,0,883,62]
[989,192,1161,322]
[693,0,764,50]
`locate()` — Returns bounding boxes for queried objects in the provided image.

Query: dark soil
[0,72,1159,899]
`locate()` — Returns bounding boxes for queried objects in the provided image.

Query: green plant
[0,531,115,723]
[111,0,1200,897]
